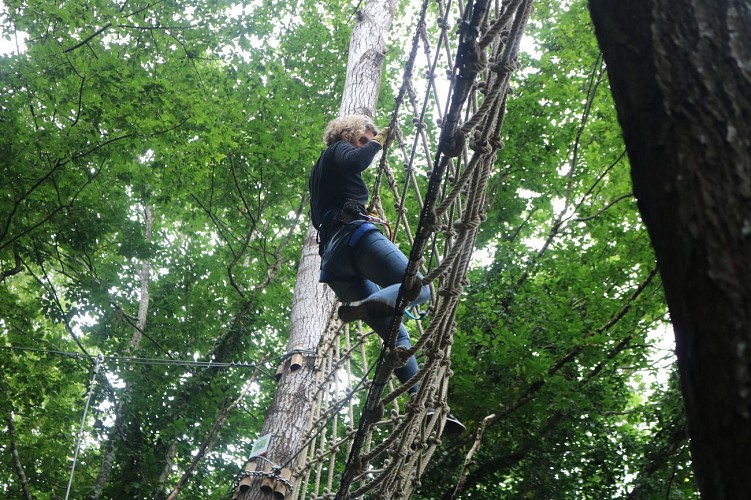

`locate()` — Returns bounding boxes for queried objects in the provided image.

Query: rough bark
[240,227,334,476]
[338,0,394,118]
[588,1,751,497]
[239,1,397,498]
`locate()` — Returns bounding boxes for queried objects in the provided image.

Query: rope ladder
[234,0,534,497]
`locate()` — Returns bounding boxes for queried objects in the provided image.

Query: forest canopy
[0,0,695,498]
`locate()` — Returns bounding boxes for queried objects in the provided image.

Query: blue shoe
[338,297,395,323]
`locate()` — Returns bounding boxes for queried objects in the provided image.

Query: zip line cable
[0,344,280,378]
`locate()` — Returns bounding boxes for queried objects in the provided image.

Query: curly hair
[323,115,378,146]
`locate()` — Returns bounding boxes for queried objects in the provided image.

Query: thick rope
[335,0,496,497]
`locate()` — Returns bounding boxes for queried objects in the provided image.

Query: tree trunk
[237,0,397,498]
[6,409,33,500]
[128,204,153,351]
[92,204,153,498]
[588,1,751,497]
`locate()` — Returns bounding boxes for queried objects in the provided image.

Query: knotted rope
[250,1,535,498]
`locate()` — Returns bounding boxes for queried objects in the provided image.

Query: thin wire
[0,345,278,377]
[65,354,103,500]
[0,344,85,360]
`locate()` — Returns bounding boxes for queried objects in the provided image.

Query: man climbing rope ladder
[309,114,464,436]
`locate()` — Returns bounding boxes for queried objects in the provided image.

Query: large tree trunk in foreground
[588,1,751,497]
[238,0,397,498]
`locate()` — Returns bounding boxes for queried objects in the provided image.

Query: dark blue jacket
[309,139,382,229]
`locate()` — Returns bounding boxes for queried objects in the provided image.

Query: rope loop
[442,130,466,158]
[389,409,401,425]
[422,207,441,232]
[363,401,385,425]
[427,345,445,360]
[405,398,425,416]
[232,468,295,494]
[385,346,410,369]
[279,348,317,362]
[401,278,423,303]
[438,285,462,299]
[470,138,493,154]
[489,137,505,150]
[455,218,482,232]
[442,335,455,349]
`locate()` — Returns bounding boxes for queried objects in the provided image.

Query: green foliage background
[0,0,695,498]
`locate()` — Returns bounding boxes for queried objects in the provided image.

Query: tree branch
[449,413,495,500]
[0,159,64,249]
[189,192,239,254]
[4,399,33,500]
[229,154,259,227]
[575,192,633,222]
[263,194,308,288]
[560,53,605,215]
[0,158,103,253]
[23,248,89,355]
[165,363,264,500]
[64,23,113,53]
[115,23,197,30]
[571,149,627,215]
[434,268,659,477]
[127,204,153,352]
[62,0,170,53]
[0,246,23,281]
[440,411,567,499]
[67,75,86,128]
